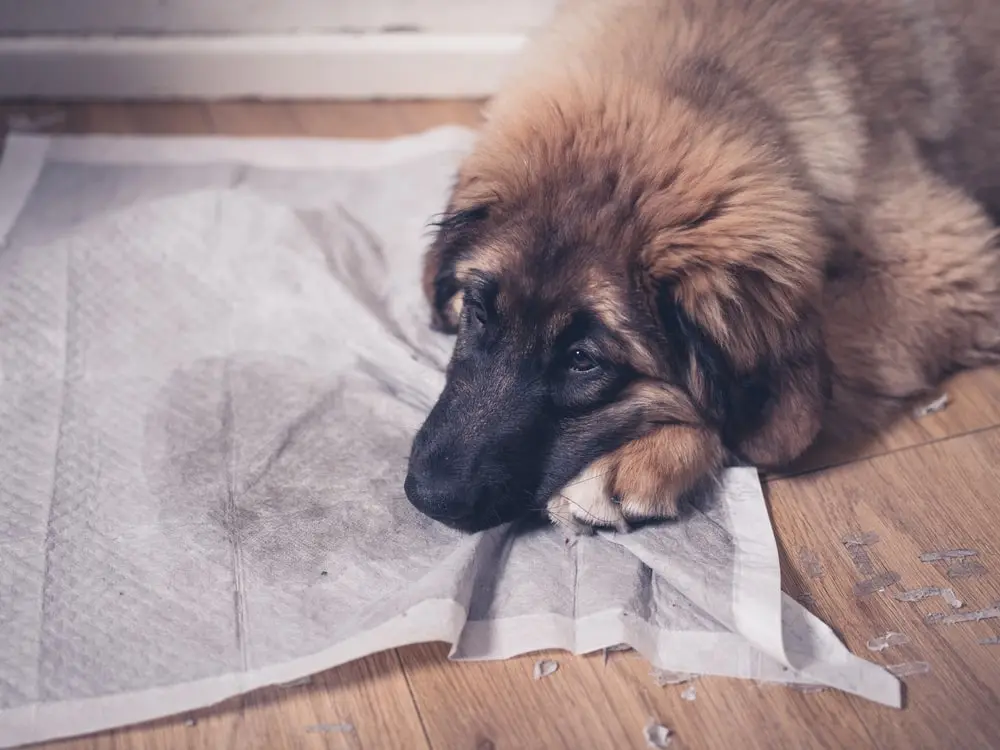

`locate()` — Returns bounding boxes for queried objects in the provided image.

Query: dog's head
[405,90,830,532]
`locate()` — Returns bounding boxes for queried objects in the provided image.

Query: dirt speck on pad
[183,718,197,728]
[852,572,901,597]
[644,722,673,748]
[980,636,1000,645]
[533,660,559,680]
[947,559,987,579]
[919,548,978,562]
[305,723,354,734]
[681,684,697,701]
[887,661,931,678]
[867,631,910,651]
[925,604,1000,625]
[913,393,950,418]
[650,668,695,686]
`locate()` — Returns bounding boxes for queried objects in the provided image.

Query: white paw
[546,463,632,536]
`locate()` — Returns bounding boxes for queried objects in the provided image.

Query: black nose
[404,470,478,530]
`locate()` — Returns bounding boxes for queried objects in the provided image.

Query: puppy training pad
[0,130,898,748]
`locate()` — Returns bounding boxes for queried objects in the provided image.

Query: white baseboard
[0,33,528,100]
[0,0,557,35]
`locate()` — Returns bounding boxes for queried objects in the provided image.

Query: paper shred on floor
[919,549,978,562]
[913,393,950,418]
[533,660,559,680]
[644,722,673,748]
[886,662,931,678]
[650,669,695,686]
[866,632,910,652]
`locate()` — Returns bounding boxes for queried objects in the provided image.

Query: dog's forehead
[496,281,575,344]
[458,256,642,364]
[509,267,631,336]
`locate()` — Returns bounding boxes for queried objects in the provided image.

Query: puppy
[403,0,1000,534]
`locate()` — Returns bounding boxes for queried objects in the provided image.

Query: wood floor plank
[0,103,72,138]
[399,644,647,750]
[607,652,881,750]
[767,428,1000,749]
[69,104,142,135]
[32,651,429,750]
[117,103,214,136]
[289,101,414,138]
[288,100,483,138]
[399,643,878,750]
[206,101,305,137]
[391,100,485,133]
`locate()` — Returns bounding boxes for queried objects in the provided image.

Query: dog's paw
[547,463,632,537]
[546,425,724,534]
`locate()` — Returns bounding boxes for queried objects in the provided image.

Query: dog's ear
[422,199,492,334]
[650,254,829,469]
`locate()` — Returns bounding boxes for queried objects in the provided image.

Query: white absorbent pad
[0,129,900,748]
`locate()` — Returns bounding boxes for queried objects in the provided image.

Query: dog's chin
[433,508,521,533]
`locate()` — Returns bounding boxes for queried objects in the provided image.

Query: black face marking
[546,311,632,413]
[568,348,598,372]
[427,204,491,332]
[461,274,499,342]
[404,287,644,532]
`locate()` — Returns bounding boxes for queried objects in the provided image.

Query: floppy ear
[652,263,829,469]
[422,200,491,334]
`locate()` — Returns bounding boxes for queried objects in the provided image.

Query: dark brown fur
[406,0,1000,533]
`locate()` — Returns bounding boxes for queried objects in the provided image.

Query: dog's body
[404,0,1000,533]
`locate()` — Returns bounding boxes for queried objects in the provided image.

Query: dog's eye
[467,299,488,329]
[568,349,598,373]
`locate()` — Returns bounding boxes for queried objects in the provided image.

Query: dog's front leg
[546,425,724,535]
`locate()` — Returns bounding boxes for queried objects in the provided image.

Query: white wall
[0,1,556,34]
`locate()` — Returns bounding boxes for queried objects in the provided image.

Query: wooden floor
[3,101,1000,750]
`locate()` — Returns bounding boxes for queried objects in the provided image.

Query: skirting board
[0,33,528,100]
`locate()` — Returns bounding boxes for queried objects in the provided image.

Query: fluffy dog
[403,0,1000,533]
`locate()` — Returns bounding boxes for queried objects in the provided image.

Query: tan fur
[549,425,723,534]
[604,425,723,517]
[422,0,1000,530]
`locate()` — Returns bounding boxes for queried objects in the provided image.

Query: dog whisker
[561,470,614,490]
[554,491,605,527]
